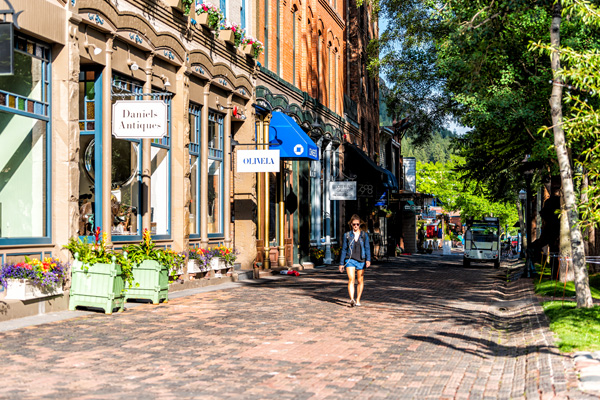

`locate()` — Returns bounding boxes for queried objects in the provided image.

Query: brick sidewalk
[0,255,596,399]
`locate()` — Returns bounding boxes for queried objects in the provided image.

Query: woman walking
[339,214,371,307]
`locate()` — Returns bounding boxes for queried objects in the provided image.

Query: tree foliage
[416,157,518,228]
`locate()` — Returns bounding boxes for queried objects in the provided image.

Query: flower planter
[164,0,183,10]
[219,29,235,45]
[125,260,169,304]
[197,12,210,27]
[4,279,63,301]
[187,259,202,274]
[210,257,226,271]
[242,44,254,57]
[69,259,125,314]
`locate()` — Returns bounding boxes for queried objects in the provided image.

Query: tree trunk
[559,193,574,282]
[549,1,593,308]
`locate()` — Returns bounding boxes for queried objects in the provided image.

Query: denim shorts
[346,259,365,270]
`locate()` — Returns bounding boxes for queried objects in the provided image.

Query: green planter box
[125,260,169,304]
[69,259,125,314]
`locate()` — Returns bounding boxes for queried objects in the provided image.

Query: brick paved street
[0,255,596,399]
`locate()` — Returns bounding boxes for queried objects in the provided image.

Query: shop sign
[237,149,280,172]
[357,183,374,198]
[404,204,422,212]
[329,182,356,200]
[112,100,168,139]
[403,157,416,192]
[0,23,14,75]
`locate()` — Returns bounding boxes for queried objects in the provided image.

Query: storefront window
[188,104,201,237]
[151,95,171,236]
[77,69,100,236]
[208,112,223,235]
[0,112,47,238]
[0,35,50,243]
[110,76,144,237]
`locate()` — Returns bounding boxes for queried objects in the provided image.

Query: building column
[141,53,154,234]
[278,160,285,267]
[102,34,114,242]
[224,94,233,247]
[200,82,210,248]
[256,116,263,248]
[263,115,271,269]
[323,141,333,264]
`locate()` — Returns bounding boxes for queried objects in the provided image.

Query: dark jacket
[339,230,371,264]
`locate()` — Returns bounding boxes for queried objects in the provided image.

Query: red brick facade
[258,0,345,116]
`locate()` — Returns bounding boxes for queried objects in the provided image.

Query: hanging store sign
[329,182,356,200]
[237,149,280,172]
[0,23,14,75]
[112,100,168,139]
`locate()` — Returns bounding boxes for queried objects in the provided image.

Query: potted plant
[165,248,186,282]
[218,20,244,46]
[0,257,66,300]
[309,246,324,266]
[195,1,223,30]
[122,229,179,304]
[241,35,264,59]
[187,247,213,273]
[64,227,132,314]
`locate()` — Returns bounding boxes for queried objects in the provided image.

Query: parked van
[463,217,501,268]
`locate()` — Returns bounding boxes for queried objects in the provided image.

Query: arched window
[292,6,297,86]
[276,0,281,75]
[264,0,269,69]
[317,30,322,103]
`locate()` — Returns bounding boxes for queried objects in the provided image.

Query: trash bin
[387,237,396,256]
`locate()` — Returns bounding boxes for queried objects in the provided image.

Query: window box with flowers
[309,247,325,266]
[209,246,236,277]
[0,257,67,301]
[164,0,194,15]
[218,20,244,47]
[195,1,223,30]
[122,229,184,304]
[64,228,133,314]
[187,247,213,274]
[241,36,264,59]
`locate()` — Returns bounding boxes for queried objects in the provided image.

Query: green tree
[416,158,518,228]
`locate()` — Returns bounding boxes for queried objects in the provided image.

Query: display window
[207,112,223,236]
[0,34,51,244]
[188,103,201,237]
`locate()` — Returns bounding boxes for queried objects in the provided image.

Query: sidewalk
[0,256,598,399]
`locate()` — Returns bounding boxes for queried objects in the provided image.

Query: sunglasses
[352,223,360,226]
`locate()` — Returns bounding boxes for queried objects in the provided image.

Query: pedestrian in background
[339,214,371,307]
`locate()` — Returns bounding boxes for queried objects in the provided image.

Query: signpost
[329,181,356,200]
[112,100,168,139]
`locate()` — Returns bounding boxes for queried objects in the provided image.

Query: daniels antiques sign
[112,100,168,139]
[236,150,280,172]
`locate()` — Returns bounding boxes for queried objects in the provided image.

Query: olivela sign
[237,150,280,173]
[112,100,168,139]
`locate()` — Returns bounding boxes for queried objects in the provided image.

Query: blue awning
[268,111,319,161]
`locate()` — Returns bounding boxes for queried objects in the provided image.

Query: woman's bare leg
[346,267,356,301]
[356,269,365,304]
